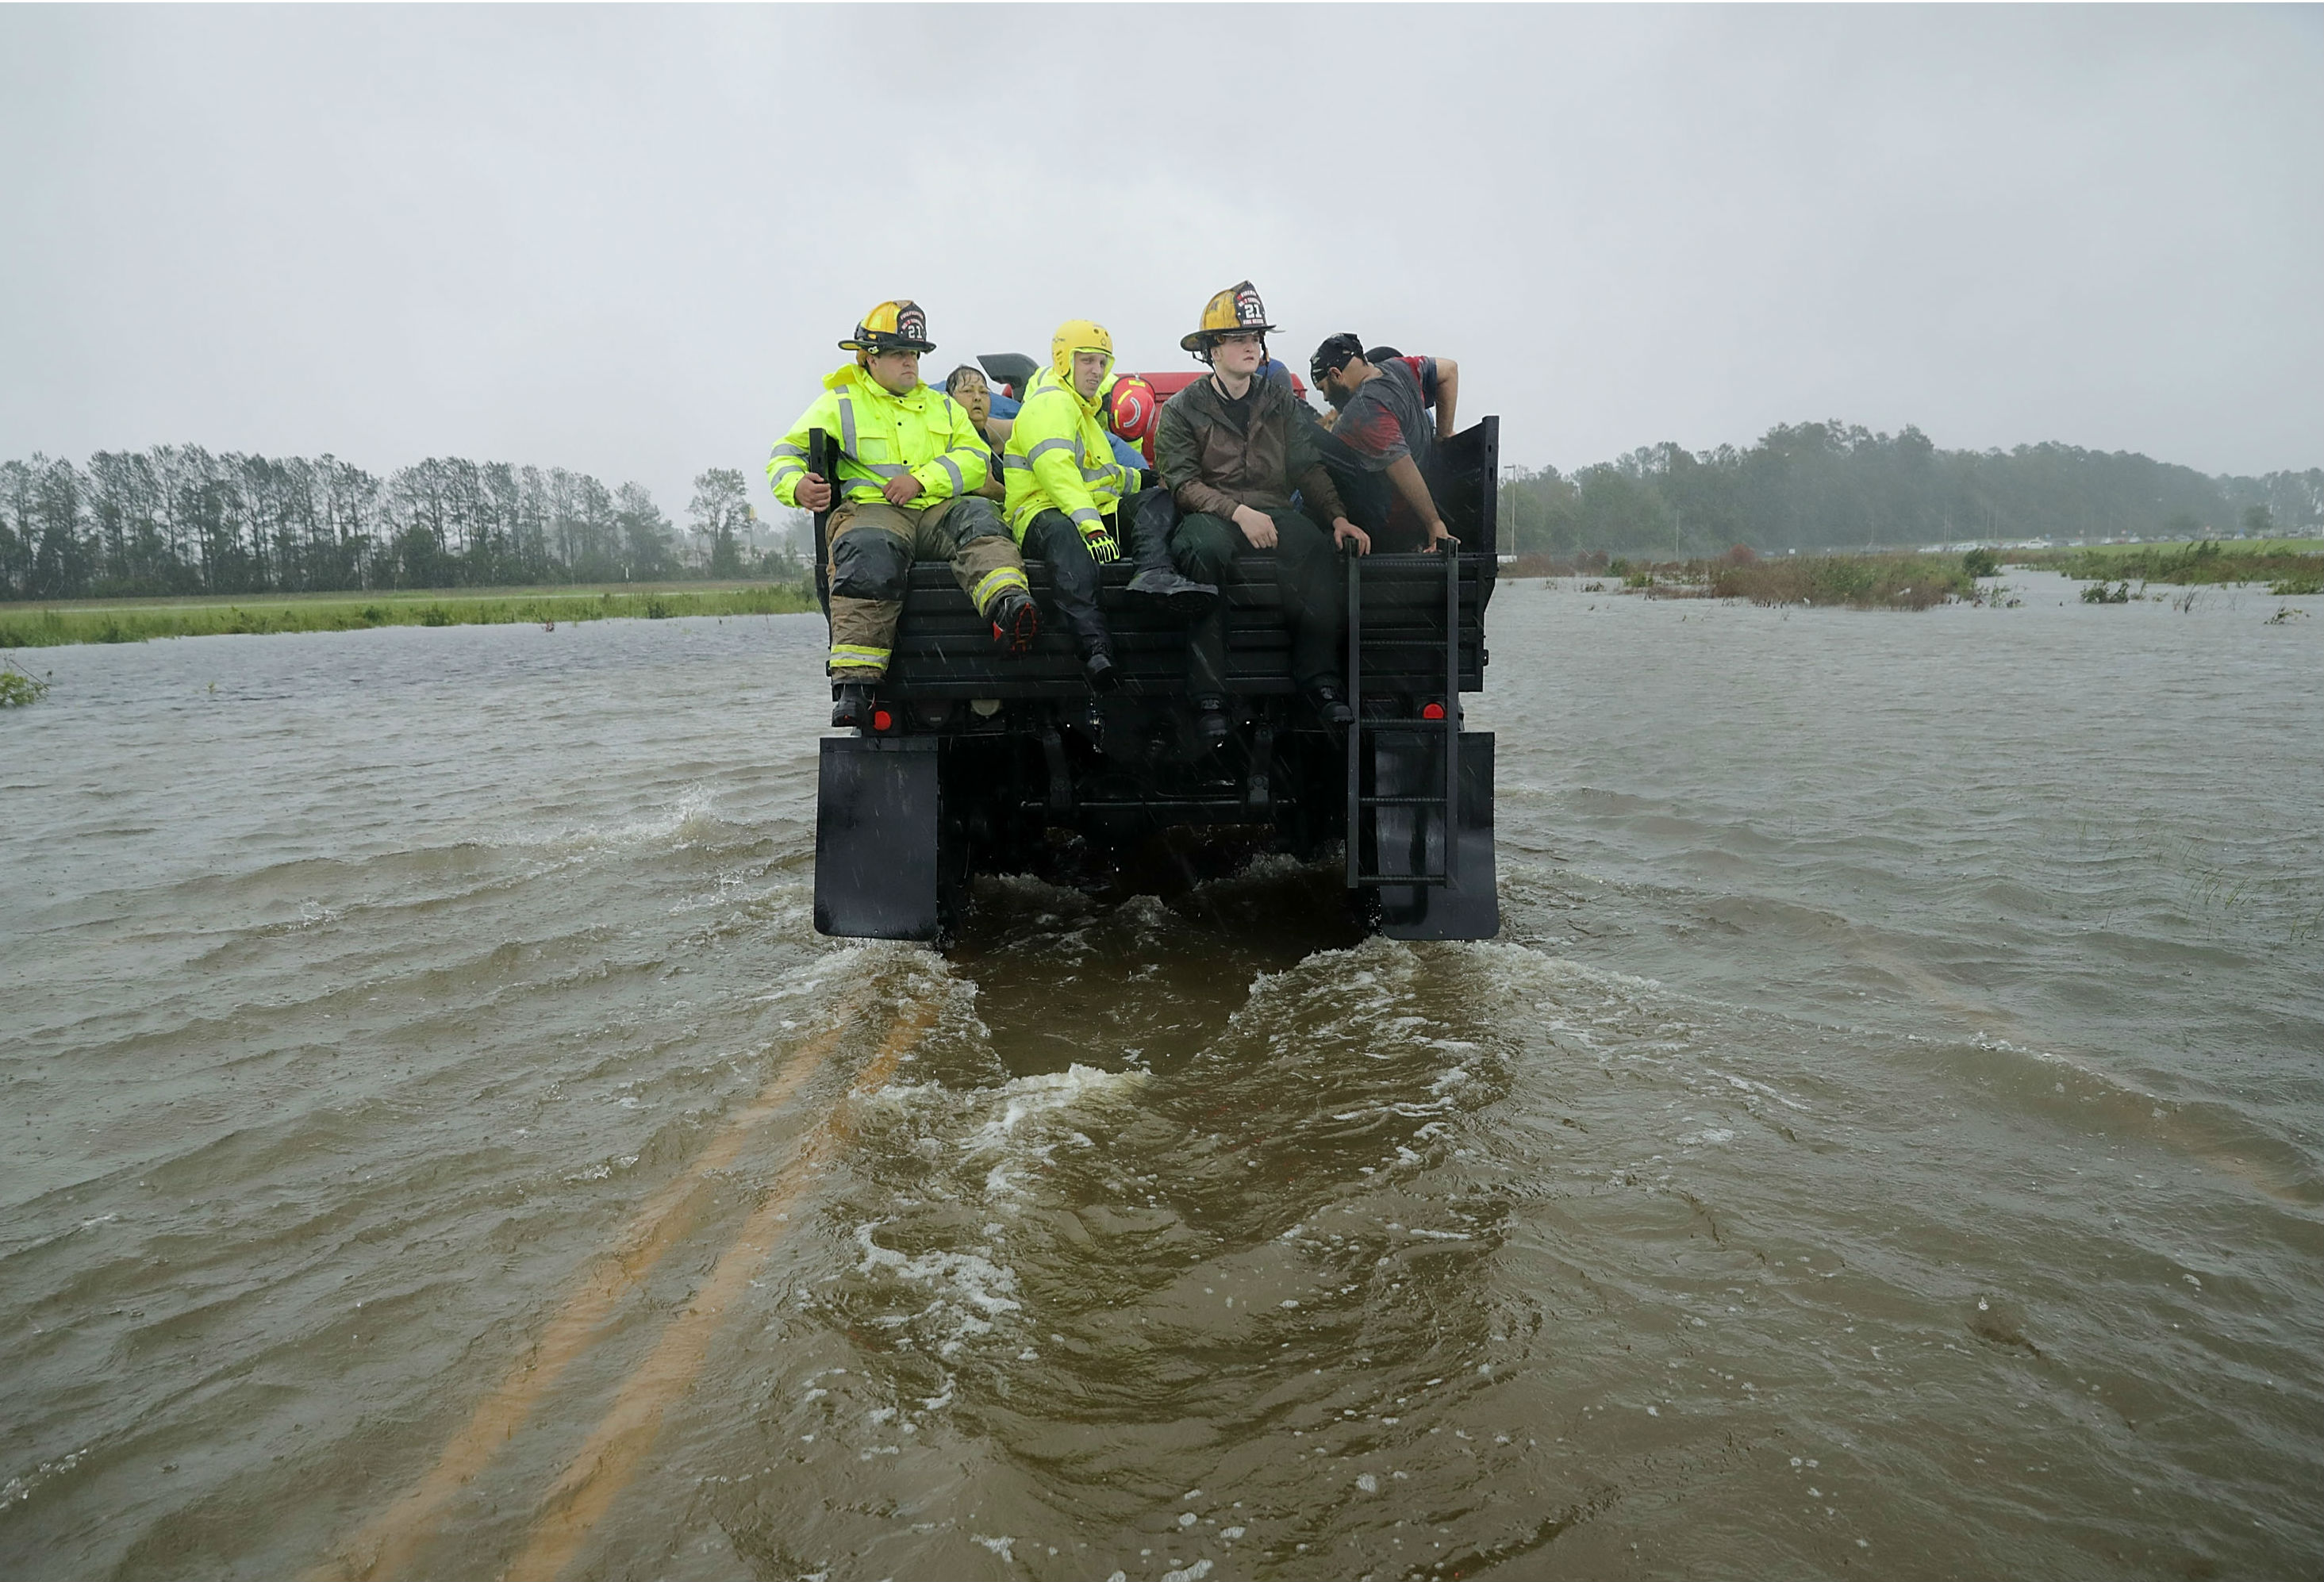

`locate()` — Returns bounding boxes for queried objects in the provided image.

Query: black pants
[1021,509,1113,661]
[1170,509,1344,698]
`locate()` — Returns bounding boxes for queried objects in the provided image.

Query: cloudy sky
[3,5,2318,513]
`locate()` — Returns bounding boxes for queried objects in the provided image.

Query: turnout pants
[1020,509,1116,662]
[826,496,1026,681]
[1169,509,1345,699]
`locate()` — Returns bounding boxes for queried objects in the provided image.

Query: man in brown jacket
[1154,282,1371,744]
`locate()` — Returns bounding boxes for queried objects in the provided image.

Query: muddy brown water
[4,572,2321,1580]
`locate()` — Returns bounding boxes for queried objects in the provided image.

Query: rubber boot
[988,589,1039,655]
[832,681,873,729]
[1125,489,1216,617]
[1083,651,1121,693]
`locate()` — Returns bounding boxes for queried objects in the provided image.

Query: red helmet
[1106,374,1159,445]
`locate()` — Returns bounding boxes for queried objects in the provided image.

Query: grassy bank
[1704,553,1975,608]
[0,581,819,648]
[1542,551,1977,609]
[2007,539,2324,593]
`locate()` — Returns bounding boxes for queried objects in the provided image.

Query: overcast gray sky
[4,4,2319,515]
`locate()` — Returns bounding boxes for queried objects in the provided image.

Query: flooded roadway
[4,572,2322,1580]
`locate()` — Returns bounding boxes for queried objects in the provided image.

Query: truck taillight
[871,708,894,732]
[1422,701,1446,721]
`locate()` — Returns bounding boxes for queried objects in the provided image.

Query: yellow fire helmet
[1051,319,1115,392]
[839,300,937,361]
[1181,280,1277,355]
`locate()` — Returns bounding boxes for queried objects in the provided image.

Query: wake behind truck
[809,369,1500,944]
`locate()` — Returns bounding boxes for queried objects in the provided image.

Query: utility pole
[1501,464,1523,556]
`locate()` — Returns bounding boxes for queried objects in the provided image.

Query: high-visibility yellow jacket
[766,364,990,510]
[1001,328,1143,542]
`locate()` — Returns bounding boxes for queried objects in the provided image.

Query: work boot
[832,682,873,729]
[989,589,1040,655]
[1193,696,1232,753]
[1125,566,1217,619]
[1305,683,1354,729]
[1083,651,1122,693]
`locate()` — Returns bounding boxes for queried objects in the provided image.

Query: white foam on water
[851,1220,1024,1347]
[1188,849,1313,890]
[947,1064,1150,1202]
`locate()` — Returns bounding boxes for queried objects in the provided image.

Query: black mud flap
[1373,731,1498,942]
[815,736,946,941]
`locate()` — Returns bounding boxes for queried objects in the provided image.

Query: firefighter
[1002,319,1148,692]
[1154,282,1371,746]
[767,300,1039,728]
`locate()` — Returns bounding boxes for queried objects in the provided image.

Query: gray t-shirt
[1332,356,1441,473]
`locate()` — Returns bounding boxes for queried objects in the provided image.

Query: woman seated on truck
[943,365,1009,501]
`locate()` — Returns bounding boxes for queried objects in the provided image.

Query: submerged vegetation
[1515,536,2324,612]
[1529,549,1980,610]
[0,655,52,705]
[0,581,816,648]
[2013,537,2324,588]
[1705,552,1976,609]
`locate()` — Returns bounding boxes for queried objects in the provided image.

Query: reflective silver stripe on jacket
[1026,436,1077,462]
[1070,507,1104,527]
[834,392,859,455]
[934,455,964,495]
[1000,453,1031,471]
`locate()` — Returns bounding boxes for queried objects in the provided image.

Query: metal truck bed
[812,417,1504,943]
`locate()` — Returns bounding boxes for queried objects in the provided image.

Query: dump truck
[809,381,1500,944]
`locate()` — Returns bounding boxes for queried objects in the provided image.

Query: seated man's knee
[948,497,1008,543]
[831,526,912,601]
[1171,513,1234,580]
[1132,488,1179,542]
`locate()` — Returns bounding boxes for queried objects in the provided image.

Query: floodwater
[4,571,2322,1581]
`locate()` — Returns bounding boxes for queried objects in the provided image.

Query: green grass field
[0,580,819,648]
[2011,536,2324,563]
[1548,552,1979,609]
[2005,539,2324,592]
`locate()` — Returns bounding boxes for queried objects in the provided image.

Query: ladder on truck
[1344,543,1462,892]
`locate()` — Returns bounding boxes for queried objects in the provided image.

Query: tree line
[1496,421,2324,559]
[0,447,805,601]
[10,422,2318,600]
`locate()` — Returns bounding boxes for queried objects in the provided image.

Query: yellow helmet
[1181,280,1277,355]
[839,300,936,361]
[1050,319,1114,383]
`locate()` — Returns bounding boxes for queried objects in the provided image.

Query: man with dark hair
[1310,336,1462,554]
[1155,282,1371,746]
